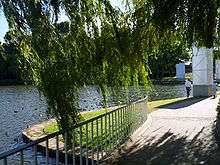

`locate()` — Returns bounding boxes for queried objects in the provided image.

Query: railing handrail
[73,97,147,127]
[0,97,147,160]
[0,131,62,159]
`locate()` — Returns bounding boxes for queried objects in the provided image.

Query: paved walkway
[106,96,220,165]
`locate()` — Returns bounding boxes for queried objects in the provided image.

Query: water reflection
[0,84,214,164]
[0,84,193,153]
[148,84,191,101]
[0,86,48,153]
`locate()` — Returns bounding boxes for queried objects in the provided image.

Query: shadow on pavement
[214,99,220,148]
[108,126,220,165]
[158,97,207,109]
[103,98,220,165]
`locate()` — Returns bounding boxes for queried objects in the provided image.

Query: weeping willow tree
[1,0,220,145]
[0,0,153,145]
[134,0,219,48]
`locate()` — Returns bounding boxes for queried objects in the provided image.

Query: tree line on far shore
[0,29,190,84]
[0,31,28,84]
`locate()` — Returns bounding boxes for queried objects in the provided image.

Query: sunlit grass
[147,97,187,112]
[42,97,190,150]
[45,97,187,134]
[44,107,139,149]
[44,108,110,134]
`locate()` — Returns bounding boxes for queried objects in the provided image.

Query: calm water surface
[0,84,200,164]
[148,84,192,100]
[0,86,48,153]
[0,84,192,152]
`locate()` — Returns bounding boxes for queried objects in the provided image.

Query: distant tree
[0,30,27,81]
[0,41,7,80]
[0,41,5,59]
[149,40,190,79]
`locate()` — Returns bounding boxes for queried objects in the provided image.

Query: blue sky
[0,9,9,42]
[0,0,122,42]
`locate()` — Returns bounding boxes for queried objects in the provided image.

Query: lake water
[148,84,192,101]
[0,84,192,154]
[0,86,48,153]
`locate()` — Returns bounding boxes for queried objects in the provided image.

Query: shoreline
[0,78,185,86]
[22,119,69,162]
[21,105,123,161]
[0,79,25,86]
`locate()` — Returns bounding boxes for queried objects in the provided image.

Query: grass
[161,73,192,80]
[147,97,187,112]
[44,122,59,134]
[44,106,141,150]
[44,108,110,134]
[44,97,187,134]
[81,108,109,120]
[42,97,191,151]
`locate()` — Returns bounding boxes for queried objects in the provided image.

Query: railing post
[123,107,126,140]
[64,132,68,165]
[108,113,111,150]
[100,116,103,159]
[86,123,89,165]
[72,130,76,165]
[91,121,94,165]
[133,104,135,131]
[120,108,123,142]
[104,114,107,154]
[125,107,128,137]
[56,135,59,165]
[79,126,83,165]
[46,139,49,165]
[131,104,134,133]
[96,119,99,164]
[111,112,114,150]
[20,150,24,165]
[33,145,37,165]
[4,157,7,165]
[128,105,131,135]
[117,109,119,146]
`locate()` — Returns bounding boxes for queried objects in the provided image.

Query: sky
[0,0,123,43]
[0,10,9,42]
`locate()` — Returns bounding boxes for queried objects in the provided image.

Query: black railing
[0,98,148,165]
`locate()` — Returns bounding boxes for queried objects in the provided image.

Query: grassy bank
[45,97,187,134]
[44,108,110,134]
[0,79,25,85]
[147,97,188,112]
[33,97,188,151]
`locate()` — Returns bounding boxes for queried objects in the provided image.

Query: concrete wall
[216,60,220,82]
[176,63,185,80]
[192,46,213,97]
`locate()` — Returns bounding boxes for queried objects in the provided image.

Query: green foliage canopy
[0,30,25,81]
[1,0,220,139]
[133,0,219,48]
[0,0,151,137]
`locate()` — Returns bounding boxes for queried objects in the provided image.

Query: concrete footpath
[106,96,220,165]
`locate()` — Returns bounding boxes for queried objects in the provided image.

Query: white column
[176,63,185,80]
[216,60,220,82]
[192,46,213,97]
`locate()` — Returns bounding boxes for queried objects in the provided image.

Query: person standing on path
[185,79,192,97]
[212,82,217,99]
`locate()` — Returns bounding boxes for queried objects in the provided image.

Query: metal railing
[0,98,148,165]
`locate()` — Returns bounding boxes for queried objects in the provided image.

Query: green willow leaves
[1,0,220,145]
[0,0,150,139]
[133,0,219,48]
